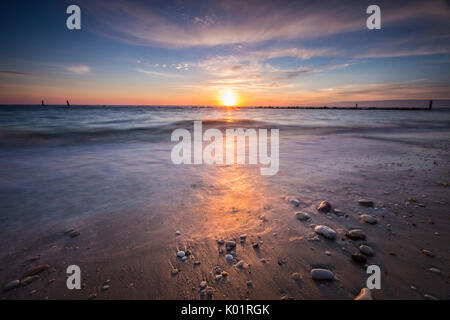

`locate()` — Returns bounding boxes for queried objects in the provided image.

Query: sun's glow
[220,89,238,107]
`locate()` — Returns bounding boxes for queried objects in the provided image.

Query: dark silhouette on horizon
[429,100,433,111]
[66,100,70,107]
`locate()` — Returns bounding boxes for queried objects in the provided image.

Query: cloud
[84,0,449,48]
[65,65,91,75]
[0,70,32,76]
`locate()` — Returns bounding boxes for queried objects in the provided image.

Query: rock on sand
[317,201,332,213]
[314,225,337,239]
[355,288,372,300]
[295,212,310,221]
[311,268,334,280]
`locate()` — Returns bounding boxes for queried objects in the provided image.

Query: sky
[0,0,449,106]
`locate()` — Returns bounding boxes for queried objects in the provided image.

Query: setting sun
[220,89,238,107]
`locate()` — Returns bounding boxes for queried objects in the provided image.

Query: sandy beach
[0,107,449,300]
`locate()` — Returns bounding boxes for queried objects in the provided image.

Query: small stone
[422,249,434,257]
[225,254,234,261]
[295,212,310,221]
[291,272,302,281]
[23,264,50,277]
[194,261,201,266]
[314,225,337,239]
[226,241,236,250]
[175,230,181,235]
[361,214,377,224]
[260,258,267,263]
[346,229,366,240]
[351,253,367,264]
[333,209,344,216]
[199,281,207,289]
[176,251,185,258]
[252,242,259,249]
[428,267,441,274]
[354,288,372,300]
[88,293,97,300]
[240,234,247,241]
[215,275,222,281]
[181,256,188,261]
[221,271,228,277]
[29,290,37,295]
[325,251,331,256]
[424,294,438,300]
[410,286,416,291]
[359,245,374,256]
[102,285,110,291]
[235,260,245,269]
[311,268,334,281]
[290,199,300,207]
[2,280,20,292]
[358,199,374,207]
[217,239,224,245]
[246,281,253,287]
[171,268,179,275]
[69,231,80,238]
[317,201,332,213]
[21,275,40,286]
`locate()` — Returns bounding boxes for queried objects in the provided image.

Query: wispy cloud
[64,65,91,75]
[84,0,450,48]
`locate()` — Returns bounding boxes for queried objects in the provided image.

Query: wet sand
[0,124,449,300]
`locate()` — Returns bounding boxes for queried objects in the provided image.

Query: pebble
[346,229,366,240]
[311,268,334,281]
[358,199,374,207]
[21,275,40,286]
[217,239,224,245]
[260,258,267,263]
[246,281,253,287]
[314,225,337,239]
[102,285,110,291]
[69,231,80,238]
[290,199,300,207]
[333,209,344,216]
[226,241,236,250]
[410,286,416,291]
[360,214,377,224]
[424,294,438,300]
[291,272,302,281]
[295,212,310,221]
[181,256,188,261]
[325,251,331,256]
[176,251,185,258]
[359,245,374,256]
[23,264,51,277]
[317,201,332,213]
[422,249,434,257]
[235,260,245,269]
[2,280,20,292]
[225,254,234,261]
[354,288,372,300]
[351,253,367,264]
[252,242,259,249]
[175,230,181,236]
[199,281,207,289]
[240,234,247,240]
[428,267,441,274]
[215,275,222,281]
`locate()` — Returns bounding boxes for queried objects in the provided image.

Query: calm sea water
[0,105,449,146]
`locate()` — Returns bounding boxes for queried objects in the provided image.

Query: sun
[220,89,238,107]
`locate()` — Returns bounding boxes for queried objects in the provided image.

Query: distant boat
[41,100,47,106]
[66,100,70,107]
